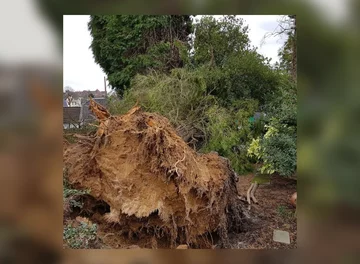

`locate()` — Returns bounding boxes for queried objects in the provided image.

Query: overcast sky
[63,15,287,92]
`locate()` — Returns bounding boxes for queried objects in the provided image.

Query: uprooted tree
[64,99,250,248]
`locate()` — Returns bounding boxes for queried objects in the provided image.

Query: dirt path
[233,174,297,249]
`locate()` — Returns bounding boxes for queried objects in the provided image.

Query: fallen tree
[64,99,249,248]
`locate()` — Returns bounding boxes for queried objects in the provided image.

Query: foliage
[102,15,296,177]
[193,16,250,67]
[63,222,98,249]
[246,25,297,177]
[262,128,296,176]
[108,68,216,147]
[193,16,281,106]
[88,15,192,96]
[266,77,297,127]
[248,117,296,176]
[63,171,98,249]
[202,99,258,174]
[63,170,90,210]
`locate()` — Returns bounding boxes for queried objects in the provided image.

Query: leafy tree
[88,15,192,96]
[248,25,297,177]
[102,15,296,176]
[193,16,250,67]
[193,16,281,106]
[269,15,297,82]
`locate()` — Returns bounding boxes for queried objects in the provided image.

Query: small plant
[63,170,90,212]
[63,222,98,249]
[277,205,295,220]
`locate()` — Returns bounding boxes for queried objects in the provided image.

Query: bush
[247,119,296,176]
[201,99,258,174]
[262,129,296,176]
[108,68,216,147]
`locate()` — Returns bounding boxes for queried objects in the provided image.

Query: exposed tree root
[246,182,259,208]
[247,183,254,205]
[64,102,252,248]
[250,182,258,204]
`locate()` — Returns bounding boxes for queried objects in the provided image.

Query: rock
[127,245,141,249]
[176,244,188,249]
[290,192,297,207]
[283,224,291,229]
[273,230,290,244]
[75,216,92,225]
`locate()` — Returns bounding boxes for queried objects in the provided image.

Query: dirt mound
[64,101,248,248]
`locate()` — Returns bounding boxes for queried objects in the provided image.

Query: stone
[176,244,188,249]
[273,230,290,244]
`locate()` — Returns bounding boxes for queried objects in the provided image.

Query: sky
[63,15,287,92]
[0,0,349,68]
[0,0,60,64]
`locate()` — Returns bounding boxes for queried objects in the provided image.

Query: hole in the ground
[149,209,159,217]
[93,200,111,215]
[68,194,110,218]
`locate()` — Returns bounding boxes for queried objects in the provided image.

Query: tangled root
[64,103,249,248]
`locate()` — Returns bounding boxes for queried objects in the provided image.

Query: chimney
[104,76,107,97]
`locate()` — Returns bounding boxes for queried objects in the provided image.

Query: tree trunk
[291,16,297,83]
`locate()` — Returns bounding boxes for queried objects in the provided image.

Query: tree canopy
[94,15,297,176]
[88,15,192,96]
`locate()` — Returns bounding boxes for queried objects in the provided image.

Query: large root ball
[64,106,248,248]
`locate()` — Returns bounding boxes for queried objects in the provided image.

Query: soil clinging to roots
[64,101,249,248]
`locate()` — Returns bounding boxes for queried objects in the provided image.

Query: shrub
[247,119,296,176]
[201,99,258,174]
[108,68,216,147]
